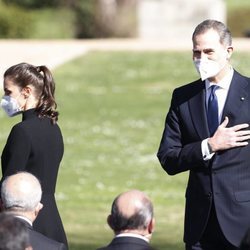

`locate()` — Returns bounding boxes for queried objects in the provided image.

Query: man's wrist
[207,139,214,154]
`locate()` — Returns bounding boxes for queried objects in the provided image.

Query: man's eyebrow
[203,48,215,52]
[192,48,215,52]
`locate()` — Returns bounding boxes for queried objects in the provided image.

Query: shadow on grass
[69,242,184,250]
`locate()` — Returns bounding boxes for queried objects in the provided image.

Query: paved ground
[0,38,250,81]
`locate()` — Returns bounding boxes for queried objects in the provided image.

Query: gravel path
[0,38,249,81]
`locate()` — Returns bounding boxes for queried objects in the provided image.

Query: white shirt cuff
[202,138,215,161]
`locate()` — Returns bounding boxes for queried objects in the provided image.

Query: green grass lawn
[0,51,250,249]
[226,0,250,9]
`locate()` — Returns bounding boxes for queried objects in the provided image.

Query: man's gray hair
[1,172,42,212]
[192,19,232,47]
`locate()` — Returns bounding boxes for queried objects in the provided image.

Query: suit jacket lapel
[188,80,210,139]
[222,71,249,126]
[188,71,249,139]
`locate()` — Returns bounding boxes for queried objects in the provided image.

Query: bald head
[108,190,154,234]
[1,172,42,212]
[116,190,151,218]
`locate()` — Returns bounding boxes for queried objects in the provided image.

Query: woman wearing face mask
[0,63,68,248]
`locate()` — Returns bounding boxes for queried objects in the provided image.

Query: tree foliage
[2,0,62,8]
[0,0,136,38]
[0,3,32,38]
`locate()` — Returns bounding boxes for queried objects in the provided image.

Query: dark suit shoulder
[14,219,67,250]
[96,236,153,250]
[29,229,67,250]
[232,70,250,87]
[174,79,204,95]
[171,79,204,105]
[233,70,250,80]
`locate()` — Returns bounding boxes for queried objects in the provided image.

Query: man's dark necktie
[207,85,219,136]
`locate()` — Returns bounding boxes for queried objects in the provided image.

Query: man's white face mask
[193,58,224,81]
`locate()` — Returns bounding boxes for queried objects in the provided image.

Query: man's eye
[193,52,200,57]
[206,51,214,55]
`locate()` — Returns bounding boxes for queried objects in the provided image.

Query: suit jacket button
[206,192,212,198]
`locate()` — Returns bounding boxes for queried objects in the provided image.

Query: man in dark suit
[157,19,250,250]
[1,172,67,250]
[97,190,155,250]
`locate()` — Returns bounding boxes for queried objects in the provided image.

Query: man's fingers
[234,141,249,147]
[232,124,250,132]
[220,116,229,128]
[236,135,250,142]
[219,117,249,132]
[236,130,250,136]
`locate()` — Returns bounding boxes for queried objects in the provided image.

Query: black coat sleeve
[1,125,31,177]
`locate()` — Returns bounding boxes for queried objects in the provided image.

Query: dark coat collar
[22,108,37,121]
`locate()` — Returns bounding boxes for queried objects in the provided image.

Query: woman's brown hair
[4,62,59,123]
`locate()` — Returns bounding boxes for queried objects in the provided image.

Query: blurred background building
[137,0,225,40]
[0,0,249,39]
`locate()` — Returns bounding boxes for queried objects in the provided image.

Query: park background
[0,0,250,249]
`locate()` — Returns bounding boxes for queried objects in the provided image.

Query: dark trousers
[186,205,238,250]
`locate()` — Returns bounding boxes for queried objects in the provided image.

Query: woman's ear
[22,86,32,98]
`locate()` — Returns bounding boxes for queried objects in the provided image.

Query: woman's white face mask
[1,95,22,117]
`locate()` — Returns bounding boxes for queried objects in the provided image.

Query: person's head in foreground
[1,171,43,223]
[108,189,155,241]
[0,212,32,250]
